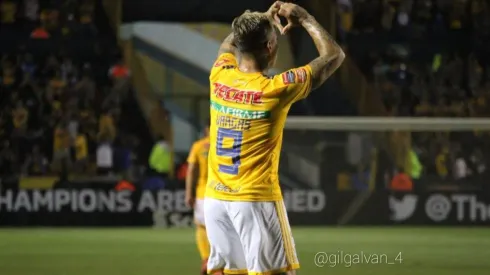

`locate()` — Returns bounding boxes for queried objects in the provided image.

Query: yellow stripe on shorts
[274,201,296,266]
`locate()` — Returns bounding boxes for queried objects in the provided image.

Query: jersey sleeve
[187,143,199,164]
[272,65,313,105]
[210,53,238,80]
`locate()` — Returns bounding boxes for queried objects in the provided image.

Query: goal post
[281,116,490,192]
[285,116,490,131]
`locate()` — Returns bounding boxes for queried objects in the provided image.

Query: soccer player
[185,123,213,275]
[204,1,345,275]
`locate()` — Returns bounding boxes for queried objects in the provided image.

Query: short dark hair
[232,11,274,69]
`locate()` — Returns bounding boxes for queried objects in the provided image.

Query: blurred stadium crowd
[0,0,488,190]
[0,0,152,179]
[337,0,490,185]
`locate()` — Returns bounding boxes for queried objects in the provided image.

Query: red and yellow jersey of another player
[206,53,313,202]
[187,137,210,199]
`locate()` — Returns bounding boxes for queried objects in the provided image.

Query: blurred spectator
[74,130,89,173]
[337,170,351,190]
[24,0,39,25]
[114,135,135,177]
[351,163,370,190]
[149,135,171,178]
[52,122,71,173]
[97,109,117,142]
[63,59,78,83]
[337,0,353,42]
[30,25,50,39]
[11,100,28,135]
[22,145,48,176]
[449,0,467,31]
[390,168,413,191]
[1,0,17,25]
[49,70,66,90]
[109,59,130,80]
[176,162,188,181]
[2,59,18,88]
[79,0,96,35]
[468,147,486,174]
[0,140,16,175]
[408,149,423,180]
[67,112,79,141]
[142,175,166,190]
[453,152,469,180]
[435,145,449,179]
[40,5,60,32]
[380,1,395,31]
[20,53,36,76]
[96,134,113,175]
[43,54,59,73]
[74,71,96,106]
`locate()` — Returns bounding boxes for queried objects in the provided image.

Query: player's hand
[185,194,195,209]
[277,2,310,34]
[266,1,284,34]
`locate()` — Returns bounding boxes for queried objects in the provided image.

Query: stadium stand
[335,0,490,185]
[0,0,153,179]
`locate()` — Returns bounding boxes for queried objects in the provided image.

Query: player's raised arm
[211,32,238,80]
[279,3,345,90]
[217,32,237,57]
[303,16,345,89]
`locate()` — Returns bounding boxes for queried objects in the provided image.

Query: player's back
[206,53,313,202]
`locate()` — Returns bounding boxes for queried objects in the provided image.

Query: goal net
[281,116,490,192]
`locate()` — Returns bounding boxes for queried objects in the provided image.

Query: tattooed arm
[211,32,238,79]
[278,3,345,90]
[217,33,237,57]
[302,16,345,89]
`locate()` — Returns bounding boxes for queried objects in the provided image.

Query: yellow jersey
[75,134,88,160]
[206,53,313,202]
[12,107,28,128]
[187,137,210,199]
[53,127,70,151]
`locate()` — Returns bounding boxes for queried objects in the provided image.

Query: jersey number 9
[216,128,243,175]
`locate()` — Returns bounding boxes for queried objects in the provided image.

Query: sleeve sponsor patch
[297,68,307,83]
[281,68,307,84]
[282,70,296,84]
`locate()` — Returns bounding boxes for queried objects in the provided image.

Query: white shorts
[204,198,300,275]
[194,199,205,226]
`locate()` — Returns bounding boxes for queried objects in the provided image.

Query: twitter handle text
[314,251,403,267]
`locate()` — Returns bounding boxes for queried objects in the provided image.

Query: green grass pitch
[0,227,488,275]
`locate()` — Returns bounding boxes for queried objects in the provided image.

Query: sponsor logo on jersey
[282,70,296,84]
[214,58,231,67]
[213,182,240,193]
[213,83,263,105]
[211,100,270,119]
